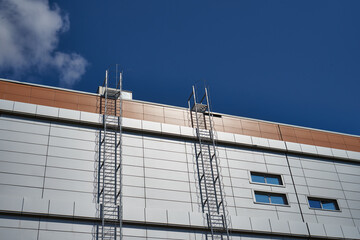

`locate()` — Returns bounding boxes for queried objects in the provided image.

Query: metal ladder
[97,69,123,240]
[188,85,230,240]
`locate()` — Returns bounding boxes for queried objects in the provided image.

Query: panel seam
[41,122,52,198]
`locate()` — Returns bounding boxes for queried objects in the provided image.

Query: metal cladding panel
[1,87,360,239]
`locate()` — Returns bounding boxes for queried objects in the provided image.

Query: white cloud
[0,0,88,87]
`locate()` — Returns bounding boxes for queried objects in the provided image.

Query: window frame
[249,171,285,187]
[253,190,289,207]
[307,197,340,211]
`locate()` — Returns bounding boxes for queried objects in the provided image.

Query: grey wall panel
[122,134,143,147]
[23,197,49,214]
[0,116,50,135]
[47,146,94,161]
[226,148,262,162]
[287,157,301,168]
[123,185,145,198]
[228,159,267,172]
[303,169,339,181]
[145,158,188,172]
[146,198,192,211]
[0,151,46,166]
[146,188,191,202]
[223,177,234,187]
[38,230,92,240]
[308,187,345,199]
[0,216,21,228]
[0,227,38,240]
[301,159,336,172]
[317,215,355,226]
[46,156,94,171]
[348,200,360,210]
[306,178,342,190]
[123,165,145,177]
[123,155,143,167]
[229,168,248,179]
[336,163,360,175]
[303,214,318,223]
[0,129,48,145]
[123,145,143,157]
[144,148,187,162]
[123,236,146,240]
[143,137,186,153]
[123,196,145,209]
[20,218,42,231]
[0,195,25,213]
[123,226,146,239]
[49,136,95,151]
[0,140,48,155]
[44,177,93,193]
[277,211,303,221]
[292,176,307,186]
[266,165,290,175]
[0,184,42,198]
[234,197,263,208]
[123,175,145,187]
[0,161,45,177]
[45,167,93,182]
[146,178,190,192]
[338,173,360,183]
[50,125,96,141]
[48,199,75,216]
[145,168,188,182]
[147,228,191,239]
[39,220,73,232]
[236,207,278,219]
[315,207,352,219]
[290,167,305,177]
[0,172,43,188]
[264,153,288,166]
[43,189,93,203]
[345,191,360,201]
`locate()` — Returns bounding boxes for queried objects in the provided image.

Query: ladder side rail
[193,86,219,239]
[205,87,230,239]
[193,86,213,232]
[114,97,118,206]
[188,99,206,213]
[114,128,117,205]
[206,142,220,214]
[98,130,102,203]
[189,100,194,129]
[101,69,109,240]
[118,71,123,240]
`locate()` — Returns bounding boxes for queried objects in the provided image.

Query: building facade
[0,78,360,239]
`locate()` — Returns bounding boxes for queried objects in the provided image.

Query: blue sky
[0,0,359,135]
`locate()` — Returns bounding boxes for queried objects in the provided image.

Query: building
[0,77,360,240]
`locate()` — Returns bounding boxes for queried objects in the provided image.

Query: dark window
[308,199,321,209]
[255,192,269,203]
[270,195,286,205]
[254,191,288,205]
[251,172,283,186]
[308,197,339,211]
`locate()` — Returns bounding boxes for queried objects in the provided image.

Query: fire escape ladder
[188,85,230,240]
[97,68,123,240]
